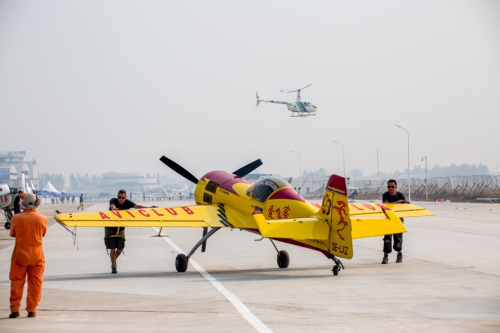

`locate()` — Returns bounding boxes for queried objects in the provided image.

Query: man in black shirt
[77,194,84,210]
[13,190,23,215]
[381,179,410,264]
[106,189,157,274]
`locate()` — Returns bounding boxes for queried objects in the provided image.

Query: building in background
[0,165,17,187]
[0,151,39,189]
[99,172,161,192]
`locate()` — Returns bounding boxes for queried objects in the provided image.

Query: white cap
[21,193,40,209]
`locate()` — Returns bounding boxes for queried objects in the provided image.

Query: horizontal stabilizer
[382,203,434,218]
[252,212,329,240]
[351,207,407,239]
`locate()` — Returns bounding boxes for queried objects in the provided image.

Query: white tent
[41,181,60,194]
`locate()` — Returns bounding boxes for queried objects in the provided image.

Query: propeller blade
[233,159,263,178]
[159,156,199,184]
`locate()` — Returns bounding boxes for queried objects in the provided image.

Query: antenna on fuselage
[287,84,312,102]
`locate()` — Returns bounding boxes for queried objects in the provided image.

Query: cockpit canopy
[246,177,291,203]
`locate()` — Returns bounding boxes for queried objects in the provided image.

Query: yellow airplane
[54,156,433,275]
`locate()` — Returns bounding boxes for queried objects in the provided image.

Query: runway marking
[153,228,272,333]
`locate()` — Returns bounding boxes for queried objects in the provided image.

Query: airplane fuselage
[0,183,12,209]
[194,171,317,219]
[193,171,335,256]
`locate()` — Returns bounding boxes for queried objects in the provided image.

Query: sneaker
[382,255,388,264]
[9,312,19,318]
[27,312,36,318]
[396,253,403,263]
[112,267,117,274]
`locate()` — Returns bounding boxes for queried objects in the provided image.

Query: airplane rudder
[322,174,353,259]
[320,174,349,217]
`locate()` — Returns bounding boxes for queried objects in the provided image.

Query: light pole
[395,124,410,201]
[333,140,345,178]
[421,156,427,200]
[321,167,325,192]
[291,150,301,186]
[375,148,380,179]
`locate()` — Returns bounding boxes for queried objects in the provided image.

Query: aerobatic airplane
[256,84,317,117]
[54,156,433,275]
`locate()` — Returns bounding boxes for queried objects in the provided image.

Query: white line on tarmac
[153,228,272,333]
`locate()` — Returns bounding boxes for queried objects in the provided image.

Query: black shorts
[104,227,126,250]
[104,235,125,250]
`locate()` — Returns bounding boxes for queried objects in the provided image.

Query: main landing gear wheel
[333,265,339,276]
[175,254,188,272]
[4,221,10,229]
[277,250,290,268]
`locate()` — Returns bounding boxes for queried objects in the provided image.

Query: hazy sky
[1,0,499,182]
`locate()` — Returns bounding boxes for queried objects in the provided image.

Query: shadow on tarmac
[0,264,342,284]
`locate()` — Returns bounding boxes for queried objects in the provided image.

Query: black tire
[175,253,188,272]
[277,250,289,268]
[4,221,11,230]
[333,265,339,276]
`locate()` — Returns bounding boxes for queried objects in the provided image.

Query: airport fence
[351,175,500,199]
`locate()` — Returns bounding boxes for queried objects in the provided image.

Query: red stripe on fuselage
[202,170,252,196]
[269,188,306,203]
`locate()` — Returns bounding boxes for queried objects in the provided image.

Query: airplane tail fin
[256,92,260,106]
[319,175,353,259]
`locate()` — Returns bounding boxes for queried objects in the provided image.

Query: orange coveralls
[9,209,47,313]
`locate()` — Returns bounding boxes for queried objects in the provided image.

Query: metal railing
[351,175,500,198]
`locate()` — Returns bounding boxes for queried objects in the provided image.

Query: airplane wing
[348,203,434,239]
[54,204,240,229]
[53,203,330,240]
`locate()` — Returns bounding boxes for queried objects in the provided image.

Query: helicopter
[256,84,317,117]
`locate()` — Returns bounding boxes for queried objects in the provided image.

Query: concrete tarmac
[0,200,499,332]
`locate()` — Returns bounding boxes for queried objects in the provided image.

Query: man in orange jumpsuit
[8,193,47,319]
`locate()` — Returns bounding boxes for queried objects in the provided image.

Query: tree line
[39,173,65,191]
[69,173,101,189]
[38,173,102,191]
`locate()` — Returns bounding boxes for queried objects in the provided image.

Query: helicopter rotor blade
[287,84,312,93]
[159,156,199,184]
[233,159,263,178]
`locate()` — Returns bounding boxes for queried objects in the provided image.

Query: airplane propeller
[159,156,199,184]
[233,159,263,178]
[159,156,263,184]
